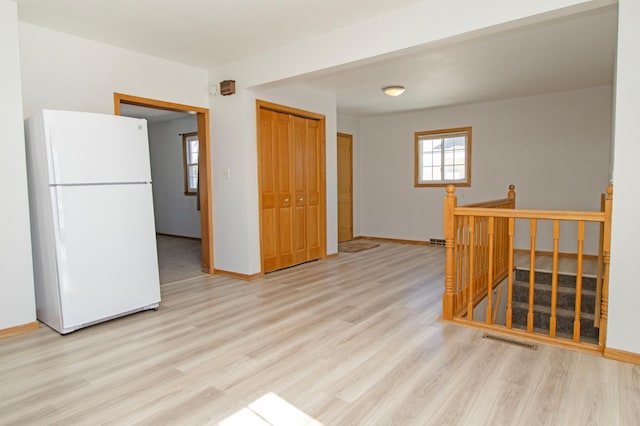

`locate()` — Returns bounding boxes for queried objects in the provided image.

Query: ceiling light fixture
[382,85,406,96]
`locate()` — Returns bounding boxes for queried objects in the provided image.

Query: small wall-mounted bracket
[220,80,236,96]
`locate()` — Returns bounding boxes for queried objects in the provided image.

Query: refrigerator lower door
[51,183,160,333]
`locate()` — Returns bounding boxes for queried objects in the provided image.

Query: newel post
[507,184,516,207]
[443,185,457,320]
[599,184,613,351]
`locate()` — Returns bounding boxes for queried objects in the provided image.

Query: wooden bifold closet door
[258,105,325,273]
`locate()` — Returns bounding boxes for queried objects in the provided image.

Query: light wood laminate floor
[1,243,639,425]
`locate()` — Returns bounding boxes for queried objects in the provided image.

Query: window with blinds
[415,127,471,187]
[182,132,199,195]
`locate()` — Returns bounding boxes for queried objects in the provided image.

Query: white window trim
[182,132,199,196]
[414,126,472,187]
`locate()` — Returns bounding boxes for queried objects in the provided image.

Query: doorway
[114,93,214,274]
[337,133,353,242]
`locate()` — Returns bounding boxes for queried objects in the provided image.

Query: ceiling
[293,7,617,117]
[16,1,617,118]
[119,104,194,123]
[16,0,427,68]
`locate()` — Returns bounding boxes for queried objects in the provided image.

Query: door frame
[114,92,214,274]
[337,132,354,242]
[256,99,327,275]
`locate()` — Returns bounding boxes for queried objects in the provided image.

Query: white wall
[208,86,257,273]
[607,0,640,355]
[0,1,36,330]
[148,116,201,238]
[209,82,337,274]
[19,23,209,118]
[337,114,361,237]
[208,0,609,277]
[359,86,612,254]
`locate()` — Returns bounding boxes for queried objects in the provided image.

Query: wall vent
[429,238,446,247]
[482,333,538,350]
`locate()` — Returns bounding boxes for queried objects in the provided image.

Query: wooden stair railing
[442,184,613,354]
[444,185,516,321]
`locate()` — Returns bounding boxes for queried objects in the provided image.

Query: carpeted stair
[511,268,600,343]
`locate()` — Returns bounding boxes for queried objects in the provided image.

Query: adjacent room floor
[1,242,638,425]
[156,234,205,284]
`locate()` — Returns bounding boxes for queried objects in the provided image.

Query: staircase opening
[441,184,612,354]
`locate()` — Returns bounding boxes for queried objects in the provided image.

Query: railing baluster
[461,218,465,308]
[463,216,471,310]
[599,185,613,351]
[475,217,487,296]
[503,218,508,274]
[595,193,605,327]
[494,218,500,280]
[443,185,457,320]
[498,217,505,278]
[496,218,500,275]
[550,220,560,338]
[456,217,466,309]
[457,218,462,309]
[528,219,537,333]
[474,219,479,301]
[476,218,482,300]
[455,218,461,308]
[476,217,487,296]
[486,217,495,324]
[484,218,488,291]
[484,217,489,293]
[477,218,482,300]
[503,219,507,274]
[468,215,475,320]
[574,221,585,342]
[506,217,515,328]
[481,217,487,298]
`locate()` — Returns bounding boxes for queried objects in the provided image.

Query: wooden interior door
[304,118,322,260]
[275,112,295,269]
[337,133,353,242]
[287,114,323,266]
[259,109,294,271]
[258,101,326,273]
[292,115,308,264]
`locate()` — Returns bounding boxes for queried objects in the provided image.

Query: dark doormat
[338,240,380,253]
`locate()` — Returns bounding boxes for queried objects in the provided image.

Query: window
[182,132,199,195]
[414,127,471,187]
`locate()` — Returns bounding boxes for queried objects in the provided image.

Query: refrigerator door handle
[49,129,62,185]
[53,186,65,243]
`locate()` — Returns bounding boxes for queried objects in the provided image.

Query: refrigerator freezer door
[43,110,151,185]
[51,183,160,332]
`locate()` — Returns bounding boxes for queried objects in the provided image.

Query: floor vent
[429,238,446,247]
[482,333,538,350]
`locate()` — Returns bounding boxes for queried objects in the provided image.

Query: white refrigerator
[24,109,161,334]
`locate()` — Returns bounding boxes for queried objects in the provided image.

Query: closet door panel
[275,112,294,269]
[305,119,322,260]
[262,211,277,272]
[258,103,325,273]
[292,116,308,263]
[259,110,278,271]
